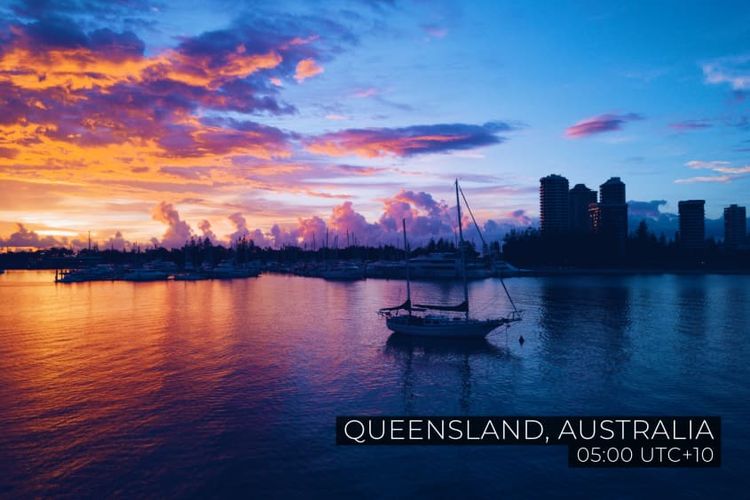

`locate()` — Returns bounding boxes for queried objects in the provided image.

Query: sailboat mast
[455,180,469,320]
[402,218,412,316]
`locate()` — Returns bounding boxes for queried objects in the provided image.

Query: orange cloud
[294,58,324,82]
[309,134,464,158]
[0,29,284,92]
[306,123,512,158]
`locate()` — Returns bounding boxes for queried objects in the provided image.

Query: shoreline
[3,267,750,281]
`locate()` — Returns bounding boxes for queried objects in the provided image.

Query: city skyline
[1,0,749,248]
[3,169,745,250]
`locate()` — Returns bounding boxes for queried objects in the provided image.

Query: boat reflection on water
[384,333,514,358]
[384,334,518,414]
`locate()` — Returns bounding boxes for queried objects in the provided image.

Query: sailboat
[378,180,522,338]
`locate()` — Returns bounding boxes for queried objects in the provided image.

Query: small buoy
[519,335,525,345]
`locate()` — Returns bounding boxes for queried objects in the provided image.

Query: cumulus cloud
[628,200,667,219]
[379,190,453,238]
[246,192,455,249]
[306,122,516,158]
[152,202,193,248]
[227,212,252,244]
[198,219,217,243]
[103,230,130,251]
[328,201,384,245]
[296,215,327,246]
[227,212,279,247]
[505,209,532,225]
[625,201,680,239]
[0,223,60,248]
[248,229,270,247]
[1,182,539,250]
[565,113,643,138]
[267,188,534,249]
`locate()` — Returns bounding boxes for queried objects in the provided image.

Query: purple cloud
[0,223,60,248]
[628,200,667,219]
[152,202,193,248]
[307,121,517,158]
[669,119,712,132]
[565,113,643,138]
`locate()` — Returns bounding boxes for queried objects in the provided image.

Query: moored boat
[207,261,261,279]
[321,262,365,281]
[378,180,522,338]
[122,268,169,281]
[56,264,121,283]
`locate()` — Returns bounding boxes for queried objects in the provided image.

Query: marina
[50,255,522,284]
[54,261,262,283]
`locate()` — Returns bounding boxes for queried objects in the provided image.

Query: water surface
[0,271,747,497]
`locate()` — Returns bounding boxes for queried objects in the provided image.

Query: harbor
[54,260,262,283]
[49,254,525,284]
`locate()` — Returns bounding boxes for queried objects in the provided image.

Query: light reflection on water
[0,271,748,497]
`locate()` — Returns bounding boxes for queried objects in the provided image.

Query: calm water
[0,271,748,498]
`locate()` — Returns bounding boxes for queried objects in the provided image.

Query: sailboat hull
[386,316,503,338]
[379,181,522,339]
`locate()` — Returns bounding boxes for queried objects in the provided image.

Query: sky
[0,0,748,249]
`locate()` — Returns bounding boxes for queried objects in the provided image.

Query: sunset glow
[1,0,748,249]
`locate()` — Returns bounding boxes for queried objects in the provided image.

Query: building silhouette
[724,204,747,250]
[569,184,597,233]
[539,174,569,235]
[589,177,628,255]
[678,200,705,250]
[600,176,626,205]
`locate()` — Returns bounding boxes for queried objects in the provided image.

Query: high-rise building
[678,200,705,250]
[539,174,569,235]
[590,178,628,248]
[569,184,597,233]
[600,176,626,205]
[724,204,747,250]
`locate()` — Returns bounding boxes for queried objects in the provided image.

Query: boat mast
[459,183,519,315]
[402,218,412,316]
[455,179,469,320]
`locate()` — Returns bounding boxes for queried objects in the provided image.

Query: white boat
[379,180,522,338]
[321,262,364,281]
[365,255,492,280]
[122,260,181,281]
[207,261,261,279]
[364,260,403,279]
[122,269,169,281]
[408,253,492,279]
[56,264,120,283]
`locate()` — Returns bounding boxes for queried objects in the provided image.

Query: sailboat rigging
[378,179,522,338]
